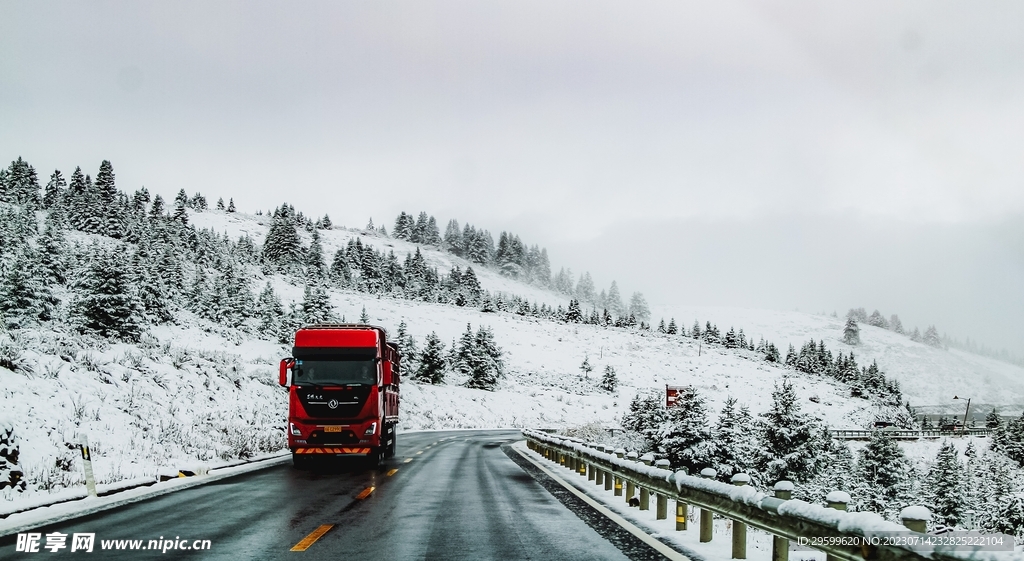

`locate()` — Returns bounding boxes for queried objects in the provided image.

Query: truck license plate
[324,426,343,433]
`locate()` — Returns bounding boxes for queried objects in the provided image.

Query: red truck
[278,324,400,468]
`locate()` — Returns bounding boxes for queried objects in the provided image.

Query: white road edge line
[511,440,689,561]
[0,453,292,538]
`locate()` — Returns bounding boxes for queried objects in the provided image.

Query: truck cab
[279,324,400,468]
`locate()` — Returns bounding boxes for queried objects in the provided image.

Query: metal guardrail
[831,429,994,440]
[522,429,1000,561]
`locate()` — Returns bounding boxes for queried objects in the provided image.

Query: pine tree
[38,215,69,285]
[415,332,447,384]
[216,197,225,210]
[628,292,650,322]
[359,306,370,324]
[172,189,189,224]
[43,170,66,209]
[74,246,145,341]
[660,386,714,473]
[464,326,503,390]
[575,272,596,303]
[711,397,759,481]
[924,326,942,348]
[987,408,1002,429]
[621,390,667,453]
[149,194,165,219]
[320,214,332,229]
[0,247,58,329]
[305,230,328,283]
[227,198,236,212]
[889,314,904,334]
[757,379,828,483]
[843,317,861,345]
[605,281,624,317]
[579,355,593,379]
[927,441,964,526]
[599,365,618,392]
[667,318,677,335]
[855,430,911,517]
[565,298,583,323]
[262,212,303,272]
[256,282,283,339]
[301,284,333,325]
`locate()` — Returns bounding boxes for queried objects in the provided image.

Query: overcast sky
[2,1,1022,351]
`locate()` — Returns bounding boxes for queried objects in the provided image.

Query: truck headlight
[364,422,377,436]
[290,423,302,436]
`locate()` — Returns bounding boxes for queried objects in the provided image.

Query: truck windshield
[293,357,377,385]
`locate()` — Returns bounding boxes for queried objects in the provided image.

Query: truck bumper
[292,446,373,456]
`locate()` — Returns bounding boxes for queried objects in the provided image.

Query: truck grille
[297,386,371,418]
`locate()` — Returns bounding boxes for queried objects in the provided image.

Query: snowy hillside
[2,202,1021,508]
[651,305,1024,409]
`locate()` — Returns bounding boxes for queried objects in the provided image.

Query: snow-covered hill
[3,207,1022,505]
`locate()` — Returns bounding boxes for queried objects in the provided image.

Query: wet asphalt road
[0,430,665,560]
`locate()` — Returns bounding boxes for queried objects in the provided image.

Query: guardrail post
[579,455,587,476]
[732,473,750,559]
[78,434,98,498]
[595,466,603,485]
[700,468,717,542]
[625,452,639,504]
[640,486,650,511]
[588,462,595,480]
[772,481,793,561]
[613,448,625,496]
[900,506,930,533]
[825,491,850,561]
[673,469,689,530]
[655,460,670,520]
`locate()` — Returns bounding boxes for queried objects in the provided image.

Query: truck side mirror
[279,358,295,387]
[382,360,393,386]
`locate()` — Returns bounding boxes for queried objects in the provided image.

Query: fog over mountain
[2,0,1021,351]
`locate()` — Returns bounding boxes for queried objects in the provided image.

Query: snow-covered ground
[3,208,1023,508]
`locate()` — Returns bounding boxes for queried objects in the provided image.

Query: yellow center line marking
[403,458,413,463]
[290,524,333,552]
[355,486,376,500]
[386,468,398,476]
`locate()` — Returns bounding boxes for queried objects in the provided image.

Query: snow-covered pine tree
[0,247,58,329]
[442,219,462,255]
[262,211,303,273]
[711,397,759,482]
[867,310,888,328]
[131,242,172,323]
[660,386,714,473]
[38,214,69,285]
[628,292,650,322]
[579,355,593,379]
[305,230,328,284]
[924,326,942,348]
[621,389,666,453]
[329,248,351,287]
[987,408,1003,429]
[606,281,624,317]
[565,299,583,323]
[168,187,187,219]
[926,441,964,526]
[855,429,912,517]
[667,318,677,335]
[910,326,921,342]
[843,317,861,345]
[464,326,503,390]
[227,198,236,212]
[756,379,829,483]
[43,170,66,209]
[74,246,145,341]
[216,197,225,210]
[395,320,418,369]
[256,282,283,339]
[415,332,447,384]
[599,365,618,392]
[575,272,596,303]
[301,284,333,325]
[889,314,904,334]
[359,306,369,324]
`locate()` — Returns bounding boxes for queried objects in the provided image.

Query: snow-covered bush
[0,418,27,492]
